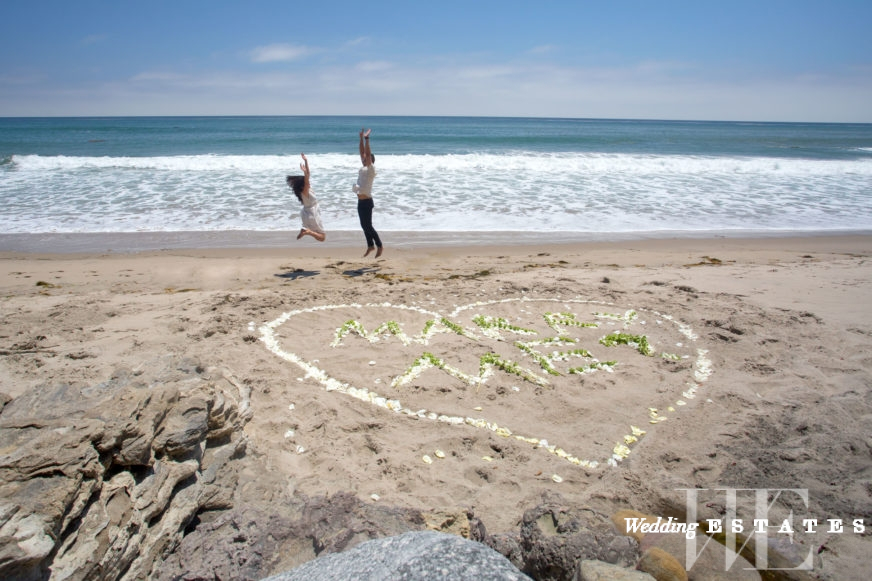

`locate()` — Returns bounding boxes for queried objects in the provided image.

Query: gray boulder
[264,530,531,581]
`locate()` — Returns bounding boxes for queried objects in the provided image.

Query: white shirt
[353,165,377,198]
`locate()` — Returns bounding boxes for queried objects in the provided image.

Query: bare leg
[298,228,326,243]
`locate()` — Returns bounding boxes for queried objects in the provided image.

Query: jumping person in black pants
[353,128,383,258]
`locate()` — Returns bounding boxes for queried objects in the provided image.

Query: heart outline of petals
[259,297,712,469]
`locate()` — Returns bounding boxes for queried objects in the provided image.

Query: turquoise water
[2,116,871,238]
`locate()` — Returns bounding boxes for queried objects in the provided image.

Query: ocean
[1,116,871,251]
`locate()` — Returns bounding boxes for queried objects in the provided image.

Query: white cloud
[4,49,871,122]
[250,44,310,63]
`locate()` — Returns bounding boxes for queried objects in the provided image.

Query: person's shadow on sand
[275,268,320,280]
[342,266,380,277]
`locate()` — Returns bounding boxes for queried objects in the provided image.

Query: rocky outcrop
[155,491,432,580]
[485,494,640,580]
[0,358,251,581]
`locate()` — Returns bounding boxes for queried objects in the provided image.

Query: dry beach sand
[1,234,871,579]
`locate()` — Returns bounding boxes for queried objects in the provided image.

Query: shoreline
[4,233,870,328]
[0,228,870,255]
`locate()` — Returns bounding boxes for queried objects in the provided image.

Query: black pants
[357,197,382,248]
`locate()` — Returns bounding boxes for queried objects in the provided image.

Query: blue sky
[2,1,870,121]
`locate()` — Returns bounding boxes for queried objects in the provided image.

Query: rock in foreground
[263,530,531,581]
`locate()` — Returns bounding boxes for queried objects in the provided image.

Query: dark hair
[286,175,305,203]
[370,153,375,163]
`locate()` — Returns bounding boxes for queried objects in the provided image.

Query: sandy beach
[2,233,871,579]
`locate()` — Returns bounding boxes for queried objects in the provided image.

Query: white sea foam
[3,152,871,235]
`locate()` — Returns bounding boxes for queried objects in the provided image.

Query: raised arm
[359,128,372,166]
[300,153,310,193]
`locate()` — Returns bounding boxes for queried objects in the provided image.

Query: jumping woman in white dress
[286,153,326,242]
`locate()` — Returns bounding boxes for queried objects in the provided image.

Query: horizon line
[2,114,870,126]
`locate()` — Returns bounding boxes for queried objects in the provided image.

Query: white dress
[300,190,325,234]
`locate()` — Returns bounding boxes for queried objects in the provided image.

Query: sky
[1,0,871,122]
